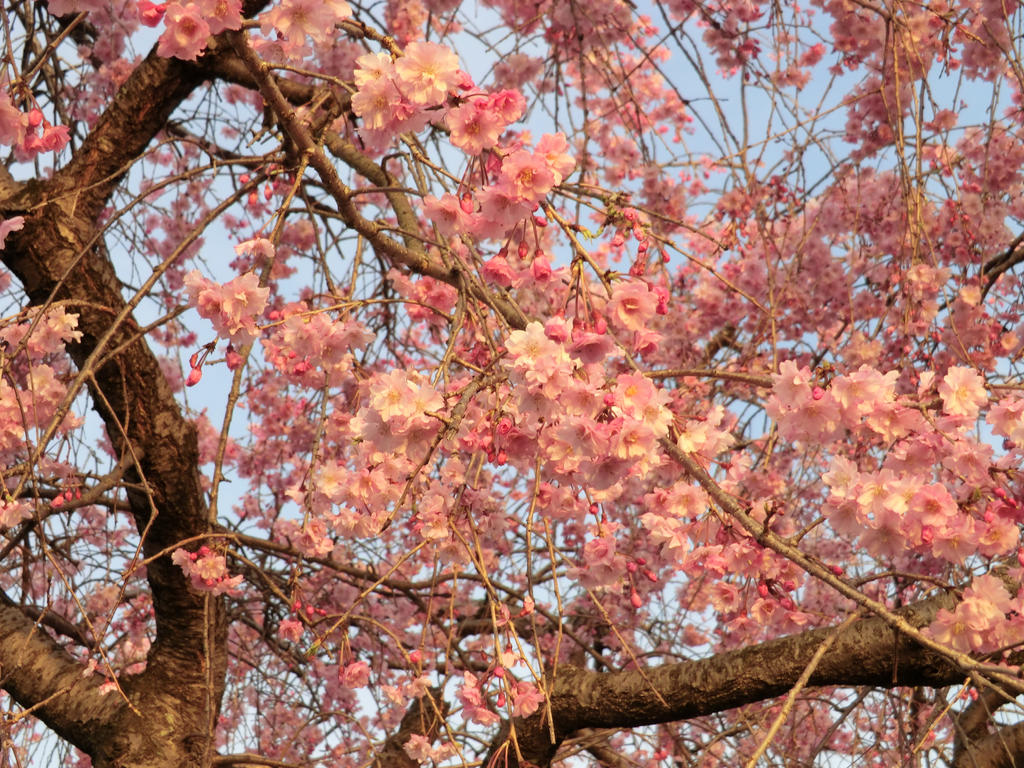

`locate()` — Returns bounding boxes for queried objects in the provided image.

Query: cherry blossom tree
[1,0,1024,766]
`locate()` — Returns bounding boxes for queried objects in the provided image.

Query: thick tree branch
[488,590,971,767]
[954,688,1024,768]
[372,688,450,768]
[0,597,122,755]
[0,42,225,768]
[955,722,1024,768]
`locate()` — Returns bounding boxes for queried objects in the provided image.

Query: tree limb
[487,590,970,767]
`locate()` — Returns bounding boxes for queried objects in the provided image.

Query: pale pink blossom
[498,150,556,204]
[676,405,734,456]
[640,511,689,559]
[613,372,673,437]
[607,280,659,333]
[369,370,442,421]
[339,660,370,687]
[423,193,469,236]
[765,361,844,443]
[931,514,978,564]
[0,500,31,529]
[403,734,433,763]
[987,394,1024,444]
[260,0,351,49]
[184,269,269,343]
[234,237,275,262]
[535,132,576,184]
[351,77,405,131]
[279,619,303,643]
[511,681,545,717]
[172,546,243,595]
[353,52,396,87]
[458,672,501,726]
[394,41,460,105]
[822,455,861,500]
[194,0,242,33]
[447,99,505,155]
[938,366,987,419]
[0,92,23,146]
[831,365,897,423]
[505,321,573,396]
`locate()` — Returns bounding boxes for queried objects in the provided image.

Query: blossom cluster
[0,92,69,160]
[171,545,243,595]
[927,574,1024,654]
[184,267,269,344]
[351,43,465,143]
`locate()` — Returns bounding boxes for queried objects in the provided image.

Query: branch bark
[0,45,225,768]
[486,590,972,767]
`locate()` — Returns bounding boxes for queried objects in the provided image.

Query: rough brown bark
[485,590,978,767]
[0,47,225,768]
[955,724,1024,768]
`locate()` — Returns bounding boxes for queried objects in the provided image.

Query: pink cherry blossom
[394,41,460,106]
[184,269,269,343]
[157,3,211,61]
[606,279,659,333]
[938,366,987,419]
[0,92,23,146]
[0,217,24,249]
[498,149,557,204]
[259,0,351,50]
[447,99,506,155]
[193,0,241,34]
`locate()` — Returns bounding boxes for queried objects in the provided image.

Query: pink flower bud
[186,366,203,387]
[530,255,552,281]
[138,1,167,26]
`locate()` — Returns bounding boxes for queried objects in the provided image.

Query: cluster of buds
[186,341,216,387]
